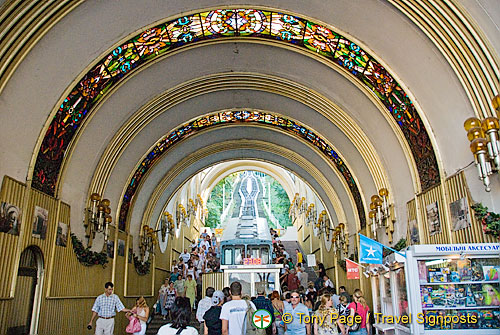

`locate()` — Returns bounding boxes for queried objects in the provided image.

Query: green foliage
[70,233,108,267]
[205,173,238,228]
[262,175,292,228]
[383,238,407,257]
[471,203,500,239]
[133,254,151,275]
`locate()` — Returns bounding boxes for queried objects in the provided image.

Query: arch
[116,110,366,231]
[30,7,439,198]
[9,246,44,335]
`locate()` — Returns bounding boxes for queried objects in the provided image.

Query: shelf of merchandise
[421,305,500,310]
[405,243,500,334]
[420,281,499,285]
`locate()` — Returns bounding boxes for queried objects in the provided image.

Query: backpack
[244,300,266,335]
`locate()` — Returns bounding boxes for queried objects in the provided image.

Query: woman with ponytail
[348,289,371,335]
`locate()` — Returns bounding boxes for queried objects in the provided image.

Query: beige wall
[0,176,202,335]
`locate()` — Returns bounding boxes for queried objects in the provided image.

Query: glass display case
[221,264,282,296]
[367,252,411,335]
[405,243,500,334]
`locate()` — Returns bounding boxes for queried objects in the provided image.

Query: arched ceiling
[0,1,499,245]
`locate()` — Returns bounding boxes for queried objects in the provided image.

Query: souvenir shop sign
[411,243,500,255]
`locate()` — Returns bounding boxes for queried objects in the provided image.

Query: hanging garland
[471,203,500,239]
[382,238,407,257]
[133,254,151,275]
[70,233,108,267]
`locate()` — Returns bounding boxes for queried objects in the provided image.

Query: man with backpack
[220,281,261,335]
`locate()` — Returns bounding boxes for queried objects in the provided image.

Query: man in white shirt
[220,281,256,335]
[196,287,215,334]
[180,249,190,263]
[87,282,131,335]
[323,275,334,289]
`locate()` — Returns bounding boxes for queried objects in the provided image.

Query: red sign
[346,259,360,279]
[243,258,262,265]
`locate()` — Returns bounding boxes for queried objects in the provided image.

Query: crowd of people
[87,229,372,335]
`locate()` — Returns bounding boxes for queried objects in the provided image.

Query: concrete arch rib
[88,72,398,200]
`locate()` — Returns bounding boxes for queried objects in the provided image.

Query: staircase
[280,241,318,284]
[146,311,200,335]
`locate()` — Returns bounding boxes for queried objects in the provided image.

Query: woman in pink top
[348,289,371,335]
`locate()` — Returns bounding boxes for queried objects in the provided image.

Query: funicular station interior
[0,1,499,334]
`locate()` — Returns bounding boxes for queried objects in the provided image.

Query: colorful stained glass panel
[77,63,112,102]
[362,59,397,100]
[201,10,238,37]
[303,22,339,58]
[235,9,271,36]
[270,13,305,44]
[132,25,171,60]
[334,36,369,75]
[103,42,141,78]
[167,15,204,46]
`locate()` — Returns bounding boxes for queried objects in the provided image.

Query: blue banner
[359,234,383,264]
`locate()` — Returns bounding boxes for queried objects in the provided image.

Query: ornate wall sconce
[159,211,175,241]
[289,193,300,221]
[316,210,348,256]
[331,223,348,256]
[176,204,187,226]
[298,197,307,214]
[305,203,316,226]
[368,188,395,241]
[84,193,113,244]
[187,199,196,217]
[139,225,158,258]
[464,96,500,191]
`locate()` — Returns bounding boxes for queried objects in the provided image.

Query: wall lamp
[159,211,175,241]
[464,95,500,192]
[139,225,158,258]
[85,193,112,244]
[176,204,187,226]
[368,188,395,241]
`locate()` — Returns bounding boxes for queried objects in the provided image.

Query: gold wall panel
[416,184,450,244]
[126,259,154,297]
[446,172,497,244]
[202,272,224,295]
[49,225,112,297]
[9,276,32,329]
[0,176,25,298]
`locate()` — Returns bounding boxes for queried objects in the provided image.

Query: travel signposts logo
[252,309,272,329]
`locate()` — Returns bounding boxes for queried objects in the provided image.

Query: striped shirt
[92,293,125,318]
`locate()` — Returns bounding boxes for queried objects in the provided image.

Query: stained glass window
[32,8,439,220]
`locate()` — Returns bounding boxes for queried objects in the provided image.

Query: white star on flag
[366,246,376,257]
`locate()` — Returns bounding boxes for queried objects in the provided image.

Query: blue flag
[359,234,383,264]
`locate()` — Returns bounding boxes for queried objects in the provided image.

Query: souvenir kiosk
[405,243,500,334]
[366,252,411,335]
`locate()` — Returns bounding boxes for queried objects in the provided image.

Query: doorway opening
[7,246,44,335]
